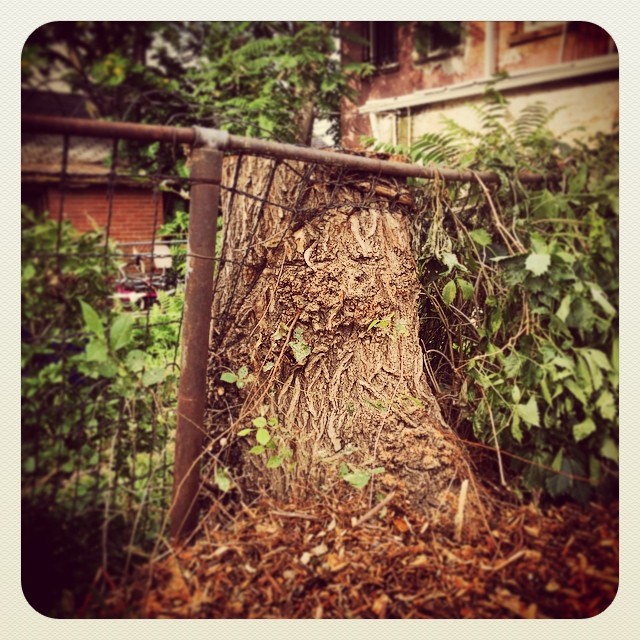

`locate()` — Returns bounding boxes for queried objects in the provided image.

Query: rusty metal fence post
[170,146,223,540]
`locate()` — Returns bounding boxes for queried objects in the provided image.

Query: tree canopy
[22,21,373,144]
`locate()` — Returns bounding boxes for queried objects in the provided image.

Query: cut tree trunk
[206,154,464,507]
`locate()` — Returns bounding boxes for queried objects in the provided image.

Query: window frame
[413,21,464,63]
[509,21,566,46]
[365,21,400,71]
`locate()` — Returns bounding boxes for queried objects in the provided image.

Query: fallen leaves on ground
[86,484,618,619]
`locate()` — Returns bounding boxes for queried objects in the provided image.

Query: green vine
[366,91,619,502]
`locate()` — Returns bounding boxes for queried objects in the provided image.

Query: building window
[414,22,463,60]
[366,22,398,68]
[509,21,566,45]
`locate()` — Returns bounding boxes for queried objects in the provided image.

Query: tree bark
[206,155,463,507]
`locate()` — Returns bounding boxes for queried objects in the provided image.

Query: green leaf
[595,390,616,421]
[342,469,370,489]
[600,437,618,463]
[289,333,311,364]
[220,371,238,383]
[237,428,252,437]
[469,228,492,247]
[503,352,521,378]
[125,349,146,372]
[256,428,271,445]
[511,412,523,443]
[215,468,232,492]
[456,278,475,301]
[573,417,596,442]
[588,283,616,316]
[582,348,612,372]
[525,252,551,277]
[441,252,467,274]
[248,445,265,455]
[556,294,572,322]
[79,300,105,338]
[110,314,135,351]
[237,366,249,379]
[142,367,165,387]
[85,339,108,363]
[252,416,267,428]
[441,280,456,306]
[266,455,283,469]
[516,396,540,427]
[97,359,118,378]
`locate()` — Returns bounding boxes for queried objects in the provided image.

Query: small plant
[367,313,410,339]
[220,366,254,389]
[339,462,385,489]
[289,327,311,364]
[238,415,293,469]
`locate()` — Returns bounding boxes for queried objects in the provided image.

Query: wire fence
[22,115,598,617]
[21,132,191,613]
[21,124,444,608]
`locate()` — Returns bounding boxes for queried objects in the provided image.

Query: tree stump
[206,154,465,507]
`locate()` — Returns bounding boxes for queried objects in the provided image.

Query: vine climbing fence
[23,113,606,616]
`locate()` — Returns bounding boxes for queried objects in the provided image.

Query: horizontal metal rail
[22,114,553,185]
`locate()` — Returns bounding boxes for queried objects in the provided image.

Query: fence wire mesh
[21,133,190,612]
[21,117,614,618]
[21,130,434,609]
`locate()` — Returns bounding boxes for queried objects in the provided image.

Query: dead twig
[352,491,396,528]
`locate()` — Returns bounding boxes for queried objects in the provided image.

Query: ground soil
[84,479,618,619]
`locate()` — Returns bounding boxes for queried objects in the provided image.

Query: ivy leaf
[525,252,551,277]
[516,396,540,427]
[573,417,596,443]
[441,252,467,274]
[442,280,456,306]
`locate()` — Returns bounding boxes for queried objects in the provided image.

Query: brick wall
[46,186,164,244]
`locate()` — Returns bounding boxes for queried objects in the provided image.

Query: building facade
[340,21,618,149]
[21,90,165,245]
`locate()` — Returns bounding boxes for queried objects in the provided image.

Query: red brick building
[21,91,165,245]
[340,21,618,148]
